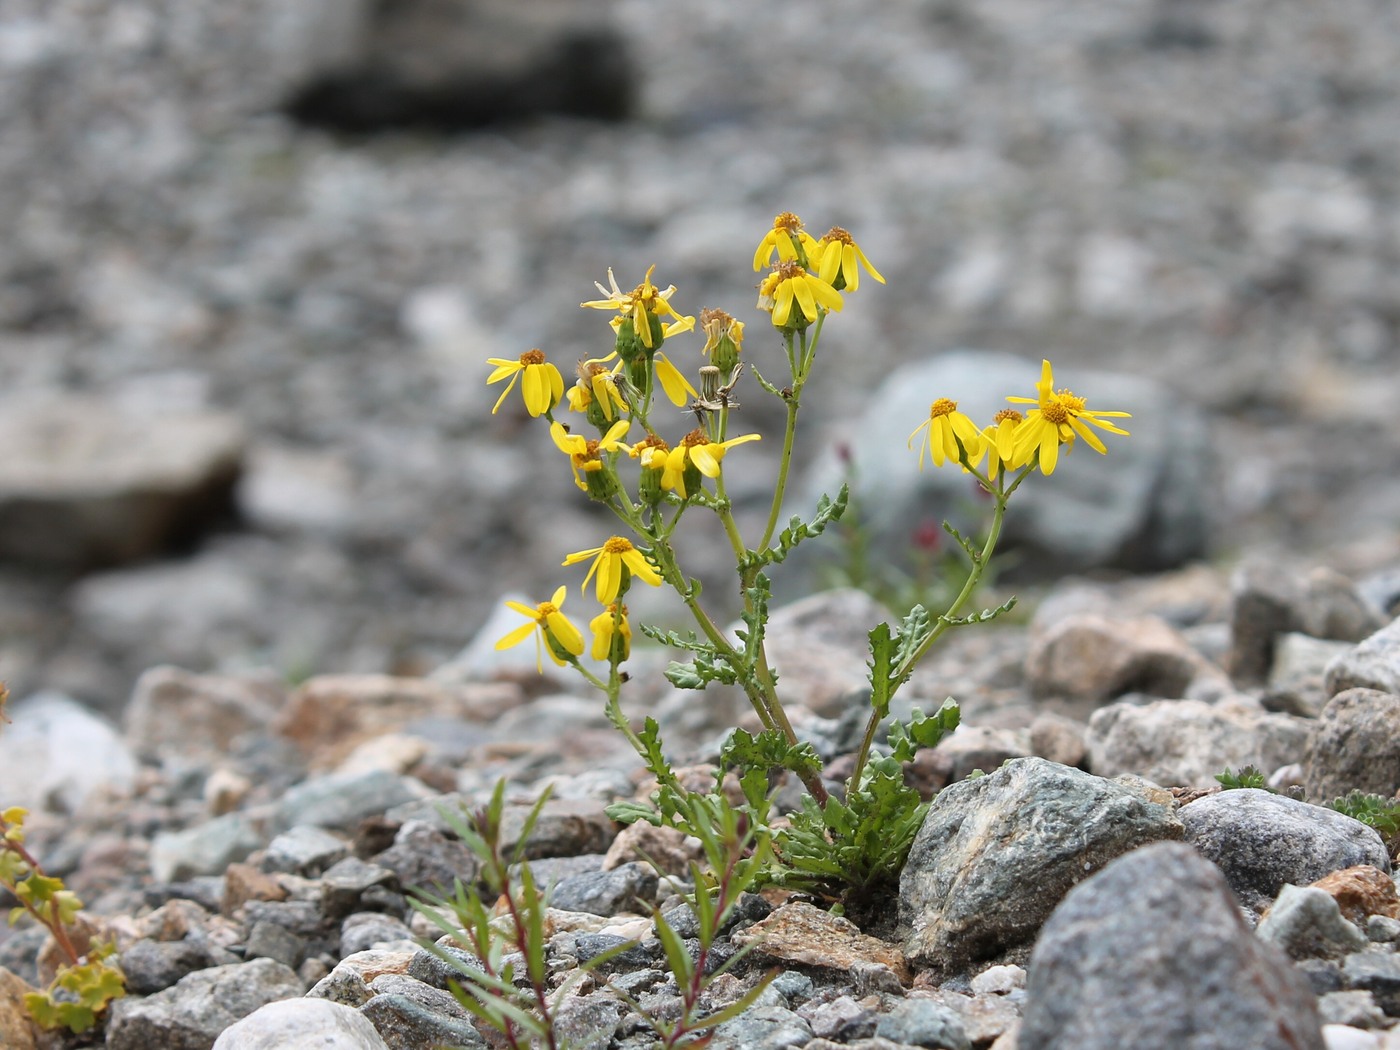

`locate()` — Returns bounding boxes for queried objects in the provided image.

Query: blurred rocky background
[1,0,1399,714]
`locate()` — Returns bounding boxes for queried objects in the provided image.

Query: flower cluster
[908,359,1130,478]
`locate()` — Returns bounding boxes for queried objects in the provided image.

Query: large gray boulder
[1018,842,1326,1050]
[799,350,1212,578]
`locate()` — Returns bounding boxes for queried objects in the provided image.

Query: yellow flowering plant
[487,214,1129,907]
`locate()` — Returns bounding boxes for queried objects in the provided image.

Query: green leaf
[719,728,822,784]
[747,487,850,570]
[939,594,1018,628]
[1215,766,1267,791]
[605,801,663,827]
[886,699,961,764]
[866,621,895,719]
[750,363,784,398]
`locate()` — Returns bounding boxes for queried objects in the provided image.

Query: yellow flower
[980,409,1024,481]
[753,212,820,271]
[663,428,762,498]
[569,359,629,420]
[654,351,698,406]
[812,226,885,293]
[589,602,632,662]
[1007,359,1131,475]
[581,266,694,350]
[550,419,631,491]
[908,398,984,470]
[700,308,744,373]
[563,537,663,603]
[757,261,844,328]
[630,434,672,503]
[486,349,565,417]
[495,586,585,673]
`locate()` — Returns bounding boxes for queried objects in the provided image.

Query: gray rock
[758,588,892,717]
[710,1005,813,1050]
[1256,884,1369,959]
[212,997,390,1050]
[263,825,351,876]
[874,999,971,1050]
[107,958,304,1050]
[1305,688,1400,801]
[552,995,626,1050]
[341,913,416,955]
[549,862,659,917]
[1086,697,1311,788]
[322,856,399,919]
[408,941,488,991]
[1325,620,1400,699]
[900,757,1183,974]
[387,794,617,860]
[245,921,307,970]
[150,813,265,883]
[1316,989,1388,1029]
[1025,613,1213,702]
[0,396,244,567]
[1266,633,1354,717]
[1180,789,1391,913]
[119,938,221,995]
[801,995,878,1041]
[274,770,429,833]
[1018,842,1325,1050]
[1343,953,1400,1015]
[920,726,1030,789]
[125,666,286,766]
[0,691,137,814]
[800,351,1211,577]
[371,819,479,894]
[361,973,484,1049]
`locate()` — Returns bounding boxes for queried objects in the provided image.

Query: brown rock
[124,666,286,765]
[222,863,289,918]
[275,674,524,769]
[731,902,909,984]
[0,966,41,1050]
[1026,613,1217,703]
[1029,713,1088,768]
[602,822,701,876]
[1310,865,1400,925]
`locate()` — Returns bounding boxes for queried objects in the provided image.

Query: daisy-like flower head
[494,586,585,673]
[563,536,662,604]
[1007,359,1132,476]
[753,212,820,271]
[486,349,565,417]
[757,260,844,330]
[630,434,672,504]
[581,266,694,352]
[980,409,1024,482]
[589,602,632,663]
[551,419,630,494]
[700,308,745,374]
[813,226,885,293]
[569,359,629,423]
[908,398,984,471]
[662,427,762,498]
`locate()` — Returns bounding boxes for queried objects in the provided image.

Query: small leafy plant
[486,213,1131,909]
[0,687,127,1034]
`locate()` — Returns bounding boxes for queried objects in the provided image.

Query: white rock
[0,692,137,813]
[212,997,389,1050]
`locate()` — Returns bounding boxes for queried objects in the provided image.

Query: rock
[800,351,1211,577]
[759,589,891,717]
[282,0,634,132]
[1310,866,1400,925]
[1324,621,1400,700]
[1229,563,1384,684]
[1086,697,1311,788]
[309,949,417,1007]
[549,862,659,917]
[1343,954,1400,1016]
[1027,712,1088,768]
[150,814,265,883]
[263,825,352,877]
[603,821,701,875]
[1318,991,1388,1029]
[222,862,289,918]
[800,995,877,1042]
[386,794,617,860]
[1266,634,1354,717]
[273,770,430,834]
[709,1004,813,1050]
[0,965,42,1050]
[1305,689,1400,801]
[970,964,1027,996]
[1025,613,1215,702]
[0,690,137,813]
[1180,789,1391,913]
[551,994,625,1050]
[360,974,485,1049]
[275,674,520,770]
[1256,884,1369,959]
[732,902,910,983]
[245,921,306,970]
[875,999,970,1049]
[236,443,357,537]
[212,997,391,1050]
[370,819,479,895]
[321,856,399,919]
[125,666,287,766]
[0,396,243,567]
[107,958,305,1050]
[917,726,1030,790]
[341,913,416,956]
[900,757,1183,975]
[1018,842,1326,1049]
[119,937,223,995]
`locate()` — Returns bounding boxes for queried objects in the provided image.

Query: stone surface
[875,999,971,1050]
[272,770,429,833]
[1018,842,1326,1050]
[107,958,305,1050]
[1087,697,1311,788]
[386,794,617,860]
[0,690,137,813]
[900,757,1183,975]
[549,862,659,917]
[212,997,391,1050]
[1025,613,1214,702]
[0,396,244,567]
[1180,789,1391,914]
[359,978,486,1049]
[1325,619,1400,698]
[800,351,1212,578]
[1311,866,1400,925]
[0,965,41,1050]
[1305,688,1400,801]
[150,814,265,883]
[759,589,892,717]
[731,902,910,983]
[124,666,286,766]
[1256,884,1369,960]
[1266,633,1355,717]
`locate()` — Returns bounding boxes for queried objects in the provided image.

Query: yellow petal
[1069,415,1108,454]
[841,244,860,292]
[563,545,602,567]
[522,364,548,416]
[495,621,538,651]
[808,275,845,312]
[773,283,795,327]
[622,548,661,587]
[855,244,885,284]
[655,355,696,406]
[818,243,841,286]
[551,422,583,454]
[793,276,819,322]
[487,361,521,383]
[1039,431,1059,474]
[490,374,519,414]
[690,443,721,477]
[598,553,621,603]
[545,610,584,655]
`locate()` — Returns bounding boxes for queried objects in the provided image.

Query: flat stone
[0,691,137,814]
[1018,842,1325,1050]
[125,666,286,766]
[733,902,910,983]
[1305,688,1400,801]
[212,997,390,1049]
[273,770,429,834]
[150,813,264,883]
[1026,613,1214,702]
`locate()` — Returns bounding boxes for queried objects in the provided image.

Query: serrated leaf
[720,728,822,783]
[606,801,663,827]
[940,594,1018,628]
[866,622,895,719]
[886,699,961,764]
[754,486,850,568]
